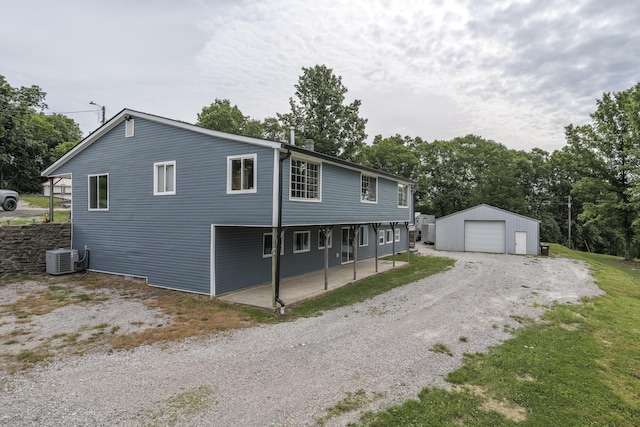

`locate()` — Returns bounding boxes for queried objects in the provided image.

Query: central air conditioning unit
[46,248,79,275]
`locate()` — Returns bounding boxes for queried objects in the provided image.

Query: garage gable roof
[435,204,540,223]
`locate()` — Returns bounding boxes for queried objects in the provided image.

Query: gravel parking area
[0,249,603,426]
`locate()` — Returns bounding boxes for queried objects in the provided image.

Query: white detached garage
[435,204,540,255]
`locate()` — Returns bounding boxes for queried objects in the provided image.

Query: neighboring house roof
[42,178,72,187]
[435,204,541,223]
[41,108,414,185]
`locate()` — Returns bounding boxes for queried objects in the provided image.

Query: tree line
[1,68,638,259]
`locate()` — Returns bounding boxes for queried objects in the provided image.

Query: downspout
[274,147,291,313]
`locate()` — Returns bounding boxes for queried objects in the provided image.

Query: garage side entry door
[464,221,506,253]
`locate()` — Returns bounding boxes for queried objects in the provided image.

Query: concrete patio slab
[218,256,408,309]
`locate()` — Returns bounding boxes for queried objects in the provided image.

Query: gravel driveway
[0,249,603,426]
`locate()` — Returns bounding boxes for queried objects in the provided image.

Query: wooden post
[350,225,360,280]
[405,221,410,263]
[371,223,380,272]
[390,222,398,267]
[321,226,333,290]
[48,177,55,223]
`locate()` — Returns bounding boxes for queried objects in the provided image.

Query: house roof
[41,108,414,185]
[435,204,541,223]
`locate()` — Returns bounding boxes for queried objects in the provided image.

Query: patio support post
[405,221,410,263]
[390,222,398,267]
[49,177,55,223]
[371,223,380,272]
[350,225,360,280]
[320,226,333,290]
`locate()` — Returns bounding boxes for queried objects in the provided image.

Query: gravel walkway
[0,249,603,426]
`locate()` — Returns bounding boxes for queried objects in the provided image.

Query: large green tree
[414,135,530,217]
[279,65,367,161]
[28,113,83,163]
[0,75,47,192]
[0,75,82,192]
[414,136,477,216]
[196,99,263,138]
[567,83,640,261]
[362,134,420,179]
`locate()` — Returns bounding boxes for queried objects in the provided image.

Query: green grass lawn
[356,244,640,426]
[289,254,455,318]
[20,195,65,208]
[1,195,68,226]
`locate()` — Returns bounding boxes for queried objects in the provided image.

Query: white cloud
[1,0,639,152]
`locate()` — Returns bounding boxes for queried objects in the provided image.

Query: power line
[49,109,98,114]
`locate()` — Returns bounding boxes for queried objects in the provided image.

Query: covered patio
[218,257,407,309]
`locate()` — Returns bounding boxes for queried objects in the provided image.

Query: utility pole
[567,195,572,249]
[89,101,105,125]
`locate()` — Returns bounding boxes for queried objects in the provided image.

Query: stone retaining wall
[0,223,72,277]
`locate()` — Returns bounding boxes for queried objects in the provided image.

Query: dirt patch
[0,273,259,372]
[457,385,528,422]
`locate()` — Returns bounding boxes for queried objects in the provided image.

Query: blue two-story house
[42,109,414,304]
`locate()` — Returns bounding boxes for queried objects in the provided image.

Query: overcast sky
[2,0,639,152]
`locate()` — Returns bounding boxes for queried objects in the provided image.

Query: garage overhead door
[464,221,505,253]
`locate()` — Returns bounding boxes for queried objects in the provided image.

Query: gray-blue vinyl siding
[435,204,540,255]
[52,118,276,293]
[282,161,412,225]
[214,224,408,295]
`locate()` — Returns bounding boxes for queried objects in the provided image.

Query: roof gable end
[435,204,540,223]
[42,108,282,177]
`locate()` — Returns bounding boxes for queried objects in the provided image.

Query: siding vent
[125,118,134,138]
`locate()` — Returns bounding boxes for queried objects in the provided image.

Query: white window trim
[395,228,401,242]
[378,229,385,245]
[227,154,257,194]
[359,225,369,247]
[293,231,311,253]
[386,229,394,244]
[360,174,378,204]
[398,183,409,208]
[289,157,322,202]
[263,233,284,258]
[318,230,333,249]
[153,161,176,196]
[88,173,109,211]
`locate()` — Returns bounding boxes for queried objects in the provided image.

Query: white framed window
[294,231,311,253]
[379,229,385,245]
[398,183,409,208]
[290,158,321,201]
[395,228,401,242]
[359,225,369,246]
[227,154,257,193]
[154,161,176,195]
[125,119,134,138]
[263,233,284,257]
[361,175,377,203]
[88,174,109,211]
[386,229,394,243]
[318,230,333,249]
